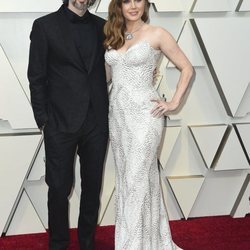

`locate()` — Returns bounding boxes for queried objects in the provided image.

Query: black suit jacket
[28,5,108,133]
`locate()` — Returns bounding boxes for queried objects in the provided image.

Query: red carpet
[1,216,250,250]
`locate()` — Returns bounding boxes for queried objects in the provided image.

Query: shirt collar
[63,5,91,24]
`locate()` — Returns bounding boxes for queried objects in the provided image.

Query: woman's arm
[105,62,112,84]
[151,27,193,117]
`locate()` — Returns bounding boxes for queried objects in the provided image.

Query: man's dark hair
[62,0,69,5]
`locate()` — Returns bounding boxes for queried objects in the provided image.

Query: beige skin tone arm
[150,27,194,117]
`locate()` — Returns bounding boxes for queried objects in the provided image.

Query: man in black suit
[27,1,108,249]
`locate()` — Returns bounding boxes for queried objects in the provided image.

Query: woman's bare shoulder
[146,24,171,36]
[144,24,173,47]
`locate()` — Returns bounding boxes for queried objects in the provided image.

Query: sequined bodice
[105,40,162,111]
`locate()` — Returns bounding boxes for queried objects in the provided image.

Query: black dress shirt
[63,6,96,72]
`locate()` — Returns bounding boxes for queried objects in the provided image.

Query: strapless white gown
[105,40,180,250]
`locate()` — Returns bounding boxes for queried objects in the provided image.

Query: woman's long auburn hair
[104,0,150,50]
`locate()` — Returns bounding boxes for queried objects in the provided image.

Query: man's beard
[71,0,88,11]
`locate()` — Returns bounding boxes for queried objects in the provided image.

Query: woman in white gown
[104,0,193,249]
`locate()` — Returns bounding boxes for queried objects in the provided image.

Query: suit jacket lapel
[56,7,103,75]
[56,6,87,73]
[75,24,97,74]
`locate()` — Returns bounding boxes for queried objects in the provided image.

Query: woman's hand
[150,99,179,117]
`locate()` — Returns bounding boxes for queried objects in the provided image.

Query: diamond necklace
[124,22,144,40]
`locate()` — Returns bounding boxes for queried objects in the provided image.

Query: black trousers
[44,107,108,250]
